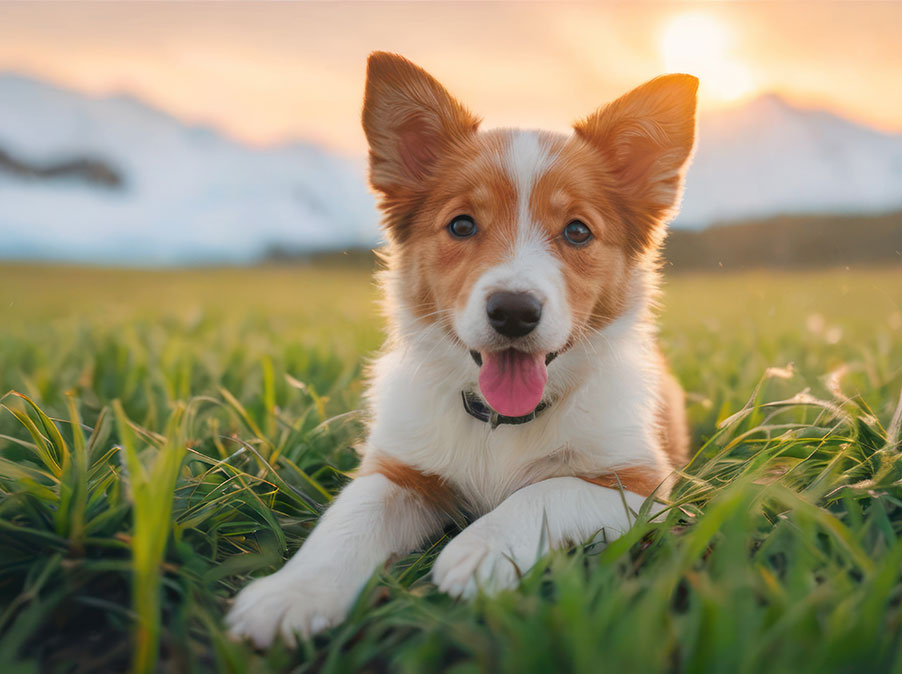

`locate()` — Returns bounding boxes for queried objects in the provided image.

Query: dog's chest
[417,405,606,514]
[365,331,660,513]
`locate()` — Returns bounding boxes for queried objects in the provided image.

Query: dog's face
[363,52,697,417]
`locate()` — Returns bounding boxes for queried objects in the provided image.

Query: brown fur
[574,74,699,256]
[578,467,668,498]
[527,139,636,331]
[657,367,690,467]
[397,131,518,325]
[359,455,457,514]
[362,51,481,244]
[362,52,694,495]
[363,54,696,349]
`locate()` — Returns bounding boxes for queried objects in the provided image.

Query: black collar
[461,391,550,429]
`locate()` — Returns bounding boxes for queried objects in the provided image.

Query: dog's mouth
[469,349,557,417]
[469,350,557,367]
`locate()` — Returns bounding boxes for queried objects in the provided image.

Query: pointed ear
[362,52,480,197]
[574,74,698,251]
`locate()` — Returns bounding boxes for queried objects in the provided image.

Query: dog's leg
[432,476,662,598]
[226,473,445,647]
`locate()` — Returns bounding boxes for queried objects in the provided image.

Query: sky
[1,1,901,157]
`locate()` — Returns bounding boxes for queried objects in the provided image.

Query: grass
[1,262,901,673]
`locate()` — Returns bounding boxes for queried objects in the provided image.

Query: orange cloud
[0,2,899,154]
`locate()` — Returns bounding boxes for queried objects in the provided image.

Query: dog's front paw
[433,525,536,599]
[226,569,354,648]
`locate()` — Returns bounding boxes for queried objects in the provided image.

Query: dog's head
[363,52,697,417]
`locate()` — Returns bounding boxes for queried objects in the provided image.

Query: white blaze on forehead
[501,131,558,247]
[453,130,572,352]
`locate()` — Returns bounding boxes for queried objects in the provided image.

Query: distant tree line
[263,211,902,272]
[661,211,902,271]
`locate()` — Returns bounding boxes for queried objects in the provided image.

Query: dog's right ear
[362,52,480,198]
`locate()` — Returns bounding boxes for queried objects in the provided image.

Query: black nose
[486,292,542,338]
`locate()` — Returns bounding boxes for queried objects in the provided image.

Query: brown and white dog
[227,52,695,647]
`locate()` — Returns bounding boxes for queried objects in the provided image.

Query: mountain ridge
[2,72,901,264]
[0,72,379,264]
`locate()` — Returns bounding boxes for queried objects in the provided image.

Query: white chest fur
[363,285,668,514]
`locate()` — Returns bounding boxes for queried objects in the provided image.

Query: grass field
[1,262,901,673]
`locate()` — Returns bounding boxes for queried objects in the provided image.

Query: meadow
[1,262,901,673]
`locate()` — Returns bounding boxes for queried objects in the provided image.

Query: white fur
[367,267,667,513]
[453,228,571,355]
[226,474,444,646]
[454,131,570,355]
[227,131,674,648]
[505,130,557,235]
[433,477,662,598]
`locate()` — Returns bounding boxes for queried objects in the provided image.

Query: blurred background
[2,0,901,268]
[2,6,902,671]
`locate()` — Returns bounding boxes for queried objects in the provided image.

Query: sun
[659,11,756,104]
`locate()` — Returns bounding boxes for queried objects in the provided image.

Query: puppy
[227,52,695,647]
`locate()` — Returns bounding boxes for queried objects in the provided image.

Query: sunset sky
[1,1,901,157]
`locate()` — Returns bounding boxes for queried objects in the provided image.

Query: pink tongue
[478,349,548,417]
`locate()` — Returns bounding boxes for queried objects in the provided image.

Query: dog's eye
[448,215,477,239]
[563,220,592,246]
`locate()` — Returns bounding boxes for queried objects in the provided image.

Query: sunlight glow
[660,12,756,104]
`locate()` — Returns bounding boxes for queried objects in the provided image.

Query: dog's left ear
[574,74,698,253]
[363,52,480,199]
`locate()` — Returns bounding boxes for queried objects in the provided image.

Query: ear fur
[574,74,698,252]
[362,52,480,199]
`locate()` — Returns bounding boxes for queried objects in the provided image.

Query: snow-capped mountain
[1,73,901,264]
[0,73,379,264]
[681,94,902,227]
